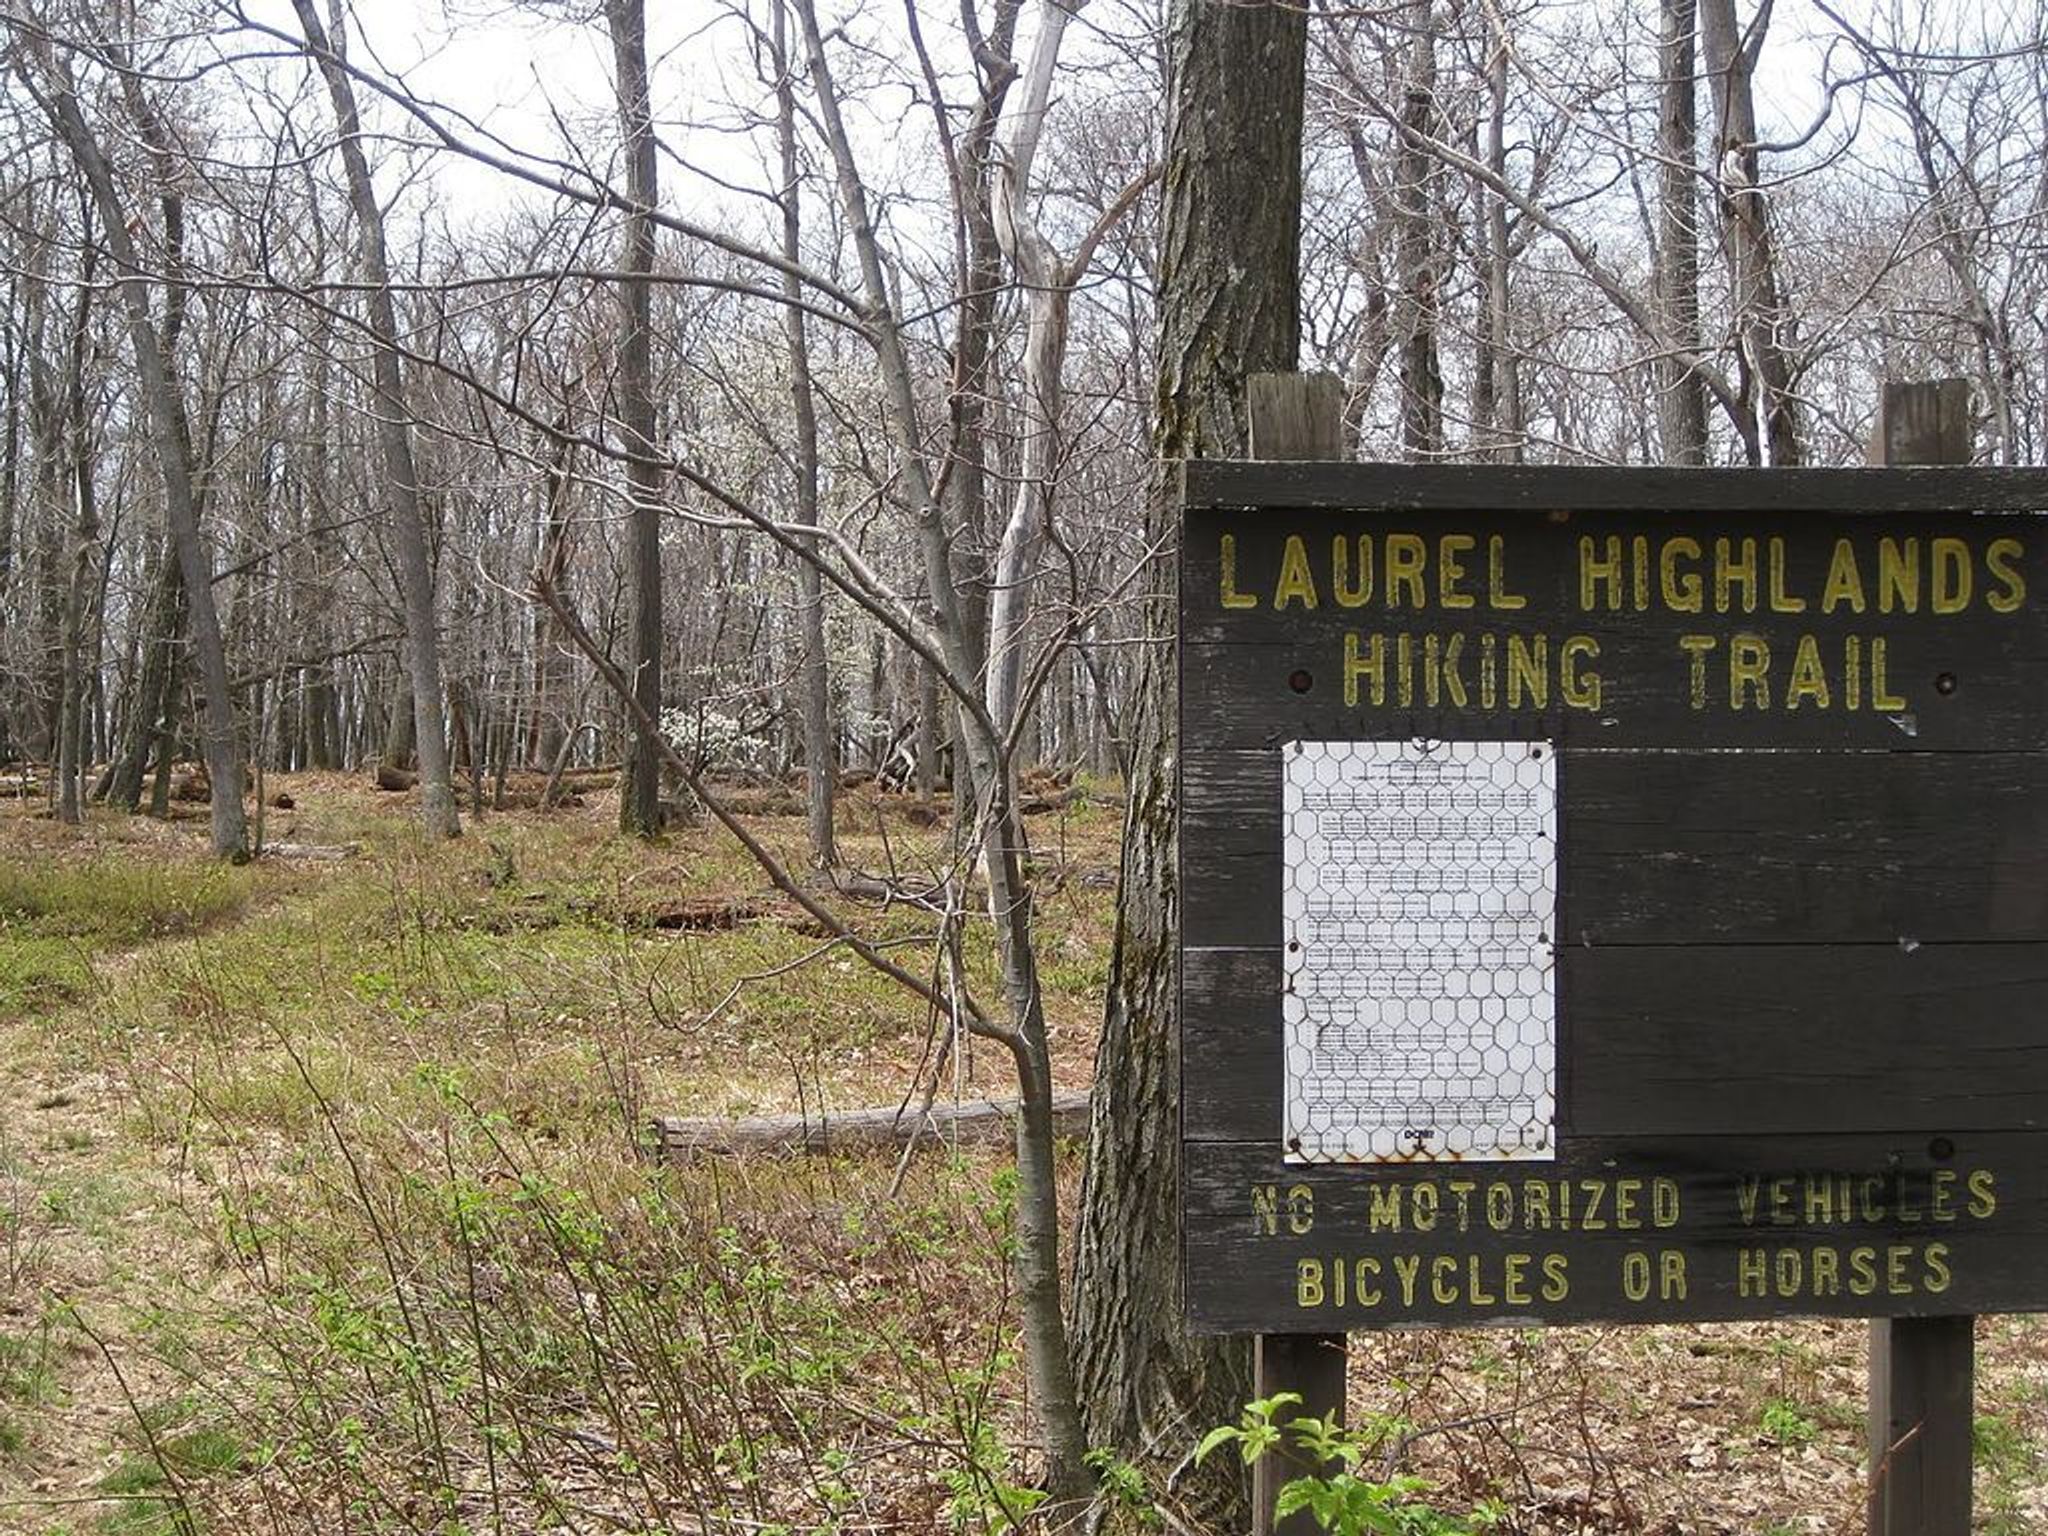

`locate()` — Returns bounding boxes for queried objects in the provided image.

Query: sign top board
[1178,464,2048,1334]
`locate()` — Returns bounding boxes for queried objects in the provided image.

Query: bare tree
[1656,0,1710,463]
[605,0,666,838]
[289,0,460,838]
[18,27,249,858]
[1699,0,1802,464]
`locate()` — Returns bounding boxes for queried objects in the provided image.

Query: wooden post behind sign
[1867,376,1975,1536]
[1245,371,1348,1536]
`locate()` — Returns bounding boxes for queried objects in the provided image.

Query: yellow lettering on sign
[1352,1257,1381,1306]
[1653,1179,1681,1228]
[1785,634,1830,710]
[1821,538,1867,613]
[1715,536,1759,613]
[1657,537,1702,612]
[1287,1184,1314,1235]
[1507,634,1547,709]
[1251,1185,1279,1236]
[1930,536,1972,613]
[1767,537,1807,612]
[1879,537,1920,614]
[1811,1246,1840,1296]
[1386,534,1428,609]
[1870,638,1907,711]
[1332,535,1373,607]
[1581,535,1624,611]
[1439,534,1476,609]
[1925,1243,1952,1294]
[1679,634,1716,710]
[1541,1254,1570,1301]
[1392,1254,1422,1306]
[1343,633,1386,708]
[1661,1249,1689,1300]
[1728,633,1771,710]
[1968,1169,1997,1218]
[1930,1169,1957,1223]
[1297,1259,1325,1307]
[1410,1182,1439,1233]
[1502,1253,1532,1306]
[1560,636,1602,710]
[1738,1248,1769,1297]
[1986,537,2026,613]
[1367,1183,1404,1233]
[1488,535,1527,609]
[1218,533,1258,609]
[1273,534,1318,610]
[1622,1251,1651,1302]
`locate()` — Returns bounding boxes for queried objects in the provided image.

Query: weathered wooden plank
[1181,509,2044,647]
[1177,632,2048,751]
[1183,944,2048,1142]
[1181,461,2048,514]
[1184,1133,2048,1333]
[1569,945,2048,1135]
[1183,749,2048,947]
[1182,946,1283,1140]
[1180,501,2048,750]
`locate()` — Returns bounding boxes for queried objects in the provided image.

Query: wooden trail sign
[1178,462,2048,1336]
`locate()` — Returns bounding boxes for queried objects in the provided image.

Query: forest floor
[0,773,2043,1535]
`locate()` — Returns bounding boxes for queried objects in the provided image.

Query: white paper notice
[1282,739,1557,1164]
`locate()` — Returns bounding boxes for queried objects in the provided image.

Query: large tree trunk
[1656,0,1710,465]
[55,252,98,825]
[771,0,837,871]
[34,47,248,858]
[1070,0,1308,1518]
[291,0,460,839]
[1699,0,1801,466]
[107,543,179,808]
[1395,2,1444,459]
[606,0,667,839]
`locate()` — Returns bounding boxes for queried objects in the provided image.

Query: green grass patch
[0,933,93,1019]
[0,856,255,945]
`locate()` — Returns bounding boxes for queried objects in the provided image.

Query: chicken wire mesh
[1282,738,1557,1164]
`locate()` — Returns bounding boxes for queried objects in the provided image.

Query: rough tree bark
[28,43,248,858]
[1070,0,1308,1518]
[770,0,836,871]
[1656,0,1709,465]
[291,0,460,838]
[1395,1,1444,458]
[55,240,96,824]
[605,0,666,838]
[1699,0,1802,466]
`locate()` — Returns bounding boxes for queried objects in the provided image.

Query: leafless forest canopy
[0,0,2042,826]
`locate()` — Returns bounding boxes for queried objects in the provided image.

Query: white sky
[227,0,2038,237]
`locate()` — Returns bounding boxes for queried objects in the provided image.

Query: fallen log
[649,1091,1090,1161]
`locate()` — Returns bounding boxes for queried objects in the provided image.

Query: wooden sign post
[1867,378,1975,1536]
[1243,374,1348,1536]
[1176,435,2048,1532]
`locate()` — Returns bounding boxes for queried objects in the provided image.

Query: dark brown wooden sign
[1179,463,2048,1333]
